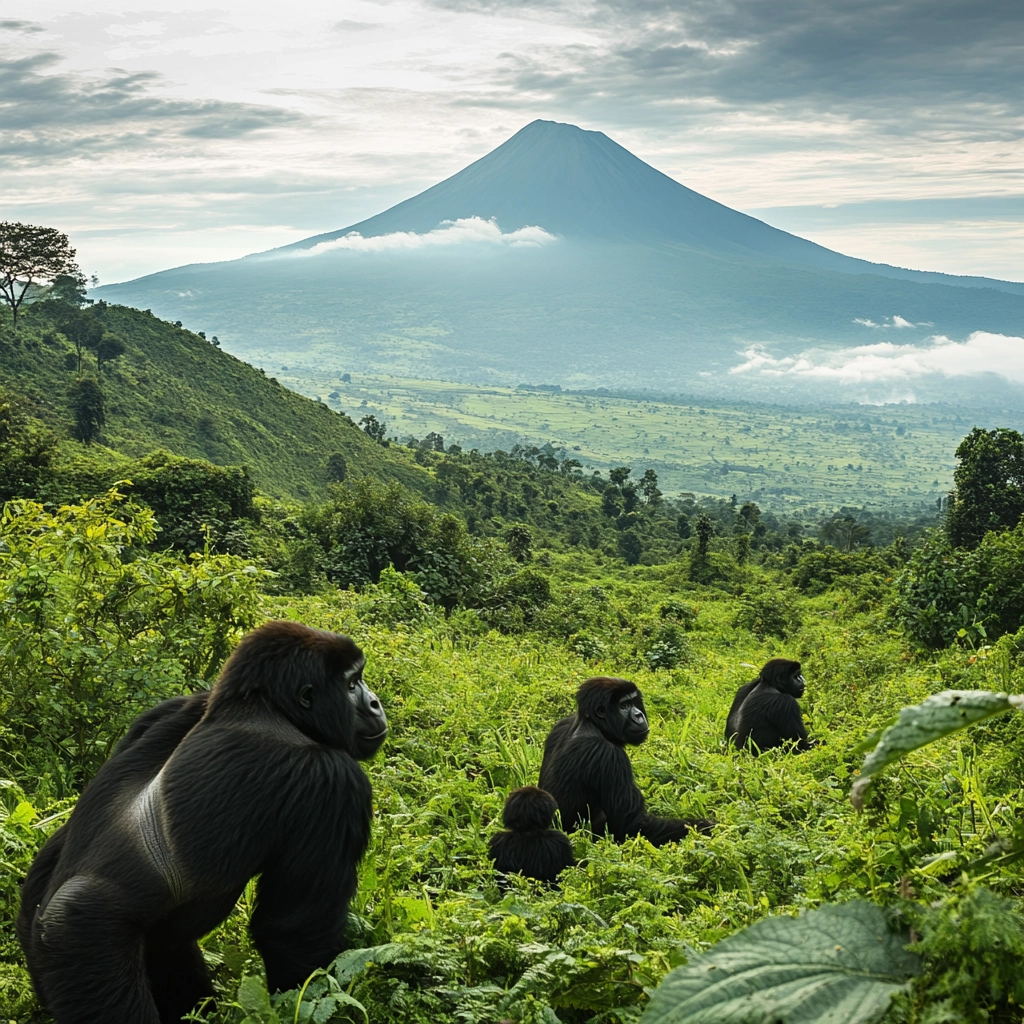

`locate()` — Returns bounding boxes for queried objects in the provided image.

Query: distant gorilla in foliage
[489,786,575,883]
[17,621,388,1024]
[538,677,712,846]
[726,658,811,754]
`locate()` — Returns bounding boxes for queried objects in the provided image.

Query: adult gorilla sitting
[538,676,711,846]
[17,621,388,1024]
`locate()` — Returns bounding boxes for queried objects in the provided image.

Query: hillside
[0,300,432,501]
[96,121,1024,407]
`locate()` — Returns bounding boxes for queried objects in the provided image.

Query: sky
[3,0,1023,284]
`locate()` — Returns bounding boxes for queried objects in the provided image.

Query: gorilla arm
[588,740,696,847]
[112,691,210,758]
[249,752,374,993]
[725,679,758,741]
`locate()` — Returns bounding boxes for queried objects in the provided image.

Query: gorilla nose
[369,696,382,711]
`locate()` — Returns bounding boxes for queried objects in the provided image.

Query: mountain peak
[280,119,853,267]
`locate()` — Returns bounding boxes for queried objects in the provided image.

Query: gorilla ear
[299,685,313,709]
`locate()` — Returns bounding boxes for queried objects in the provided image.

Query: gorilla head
[762,658,805,698]
[502,786,558,832]
[576,676,649,746]
[210,620,387,758]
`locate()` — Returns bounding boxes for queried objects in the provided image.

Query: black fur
[538,677,711,846]
[726,658,811,754]
[17,621,388,1024]
[488,787,575,883]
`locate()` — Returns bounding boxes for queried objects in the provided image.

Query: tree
[946,427,1024,549]
[617,530,643,565]
[505,523,532,563]
[325,452,348,483]
[57,306,104,373]
[0,222,79,332]
[96,334,126,374]
[359,414,389,446]
[695,512,714,560]
[639,469,662,506]
[68,377,105,443]
[48,269,91,306]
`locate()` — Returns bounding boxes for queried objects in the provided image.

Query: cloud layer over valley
[731,331,1024,392]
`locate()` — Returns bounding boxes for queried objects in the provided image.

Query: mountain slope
[1,302,432,501]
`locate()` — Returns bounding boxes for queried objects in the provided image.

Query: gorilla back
[17,621,388,1024]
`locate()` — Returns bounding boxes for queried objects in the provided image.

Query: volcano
[97,120,1024,403]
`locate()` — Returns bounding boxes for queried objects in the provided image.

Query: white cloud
[301,216,558,255]
[730,332,1024,385]
[853,314,933,329]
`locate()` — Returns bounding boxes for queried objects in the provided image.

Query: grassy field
[272,368,1006,512]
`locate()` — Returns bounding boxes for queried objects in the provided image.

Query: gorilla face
[345,657,388,760]
[600,689,649,745]
[786,672,806,698]
[285,637,387,757]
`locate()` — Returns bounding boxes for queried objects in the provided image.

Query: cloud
[444,0,1024,117]
[730,332,1024,385]
[0,49,294,159]
[0,20,44,33]
[301,217,558,255]
[853,314,934,329]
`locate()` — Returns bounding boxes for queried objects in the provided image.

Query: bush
[0,489,262,782]
[894,525,1024,649]
[646,622,691,670]
[733,586,799,640]
[125,450,257,555]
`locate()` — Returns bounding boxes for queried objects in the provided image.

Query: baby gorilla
[726,658,811,754]
[488,786,575,883]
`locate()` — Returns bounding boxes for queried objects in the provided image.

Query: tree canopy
[0,222,78,331]
[946,427,1024,549]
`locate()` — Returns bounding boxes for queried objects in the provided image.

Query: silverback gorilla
[538,677,711,845]
[17,621,387,1024]
[726,658,811,753]
[488,786,575,883]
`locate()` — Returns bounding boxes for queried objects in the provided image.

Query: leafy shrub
[658,598,697,629]
[356,568,431,629]
[733,586,799,640]
[646,623,691,670]
[894,525,1024,649]
[125,450,257,555]
[789,545,886,596]
[896,887,1024,1024]
[0,489,262,781]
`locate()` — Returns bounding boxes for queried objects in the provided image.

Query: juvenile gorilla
[538,677,711,846]
[726,658,811,754]
[488,786,575,883]
[17,621,388,1024]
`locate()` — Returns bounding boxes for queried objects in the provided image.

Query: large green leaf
[641,901,919,1024]
[851,690,1024,810]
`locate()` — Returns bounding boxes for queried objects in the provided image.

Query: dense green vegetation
[0,299,431,501]
[6,298,1024,1023]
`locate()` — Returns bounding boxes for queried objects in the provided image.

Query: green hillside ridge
[0,301,432,501]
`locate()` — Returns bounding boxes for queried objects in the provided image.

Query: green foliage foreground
[4,493,1024,1024]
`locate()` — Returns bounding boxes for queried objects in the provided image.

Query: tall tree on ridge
[0,222,79,332]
